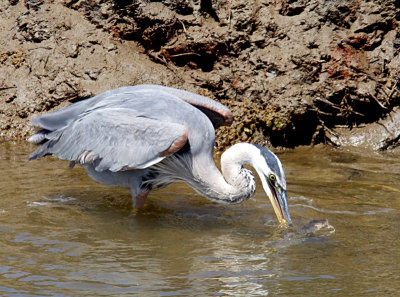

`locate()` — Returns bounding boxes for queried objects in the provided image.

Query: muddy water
[0,141,399,296]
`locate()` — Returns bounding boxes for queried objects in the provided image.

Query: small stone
[85,69,99,80]
[5,95,16,103]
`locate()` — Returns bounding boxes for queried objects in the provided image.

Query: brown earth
[0,0,399,151]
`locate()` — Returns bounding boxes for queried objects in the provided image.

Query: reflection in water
[0,142,399,296]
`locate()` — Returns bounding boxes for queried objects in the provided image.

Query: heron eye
[269,174,276,182]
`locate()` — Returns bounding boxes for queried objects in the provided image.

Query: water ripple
[291,203,393,215]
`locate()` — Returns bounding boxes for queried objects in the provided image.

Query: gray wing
[29,85,233,136]
[29,108,188,172]
[136,85,233,127]
[29,98,94,132]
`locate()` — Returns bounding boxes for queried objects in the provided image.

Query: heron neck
[193,144,256,203]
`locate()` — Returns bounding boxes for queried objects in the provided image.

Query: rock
[330,107,400,150]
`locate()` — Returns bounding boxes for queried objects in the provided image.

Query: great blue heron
[28,85,292,225]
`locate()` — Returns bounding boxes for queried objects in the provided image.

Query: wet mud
[0,0,399,150]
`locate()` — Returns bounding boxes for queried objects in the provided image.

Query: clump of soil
[1,0,400,150]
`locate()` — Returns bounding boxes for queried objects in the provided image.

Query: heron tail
[28,129,63,160]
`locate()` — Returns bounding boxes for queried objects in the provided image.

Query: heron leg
[132,191,149,208]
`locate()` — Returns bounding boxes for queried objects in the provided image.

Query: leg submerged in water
[131,189,149,209]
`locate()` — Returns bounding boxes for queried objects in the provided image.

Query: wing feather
[134,85,233,127]
[30,108,188,172]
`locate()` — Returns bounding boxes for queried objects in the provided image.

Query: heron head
[252,145,292,227]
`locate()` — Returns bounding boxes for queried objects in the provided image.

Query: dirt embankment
[1,0,399,150]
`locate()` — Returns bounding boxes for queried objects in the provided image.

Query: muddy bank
[1,1,399,150]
